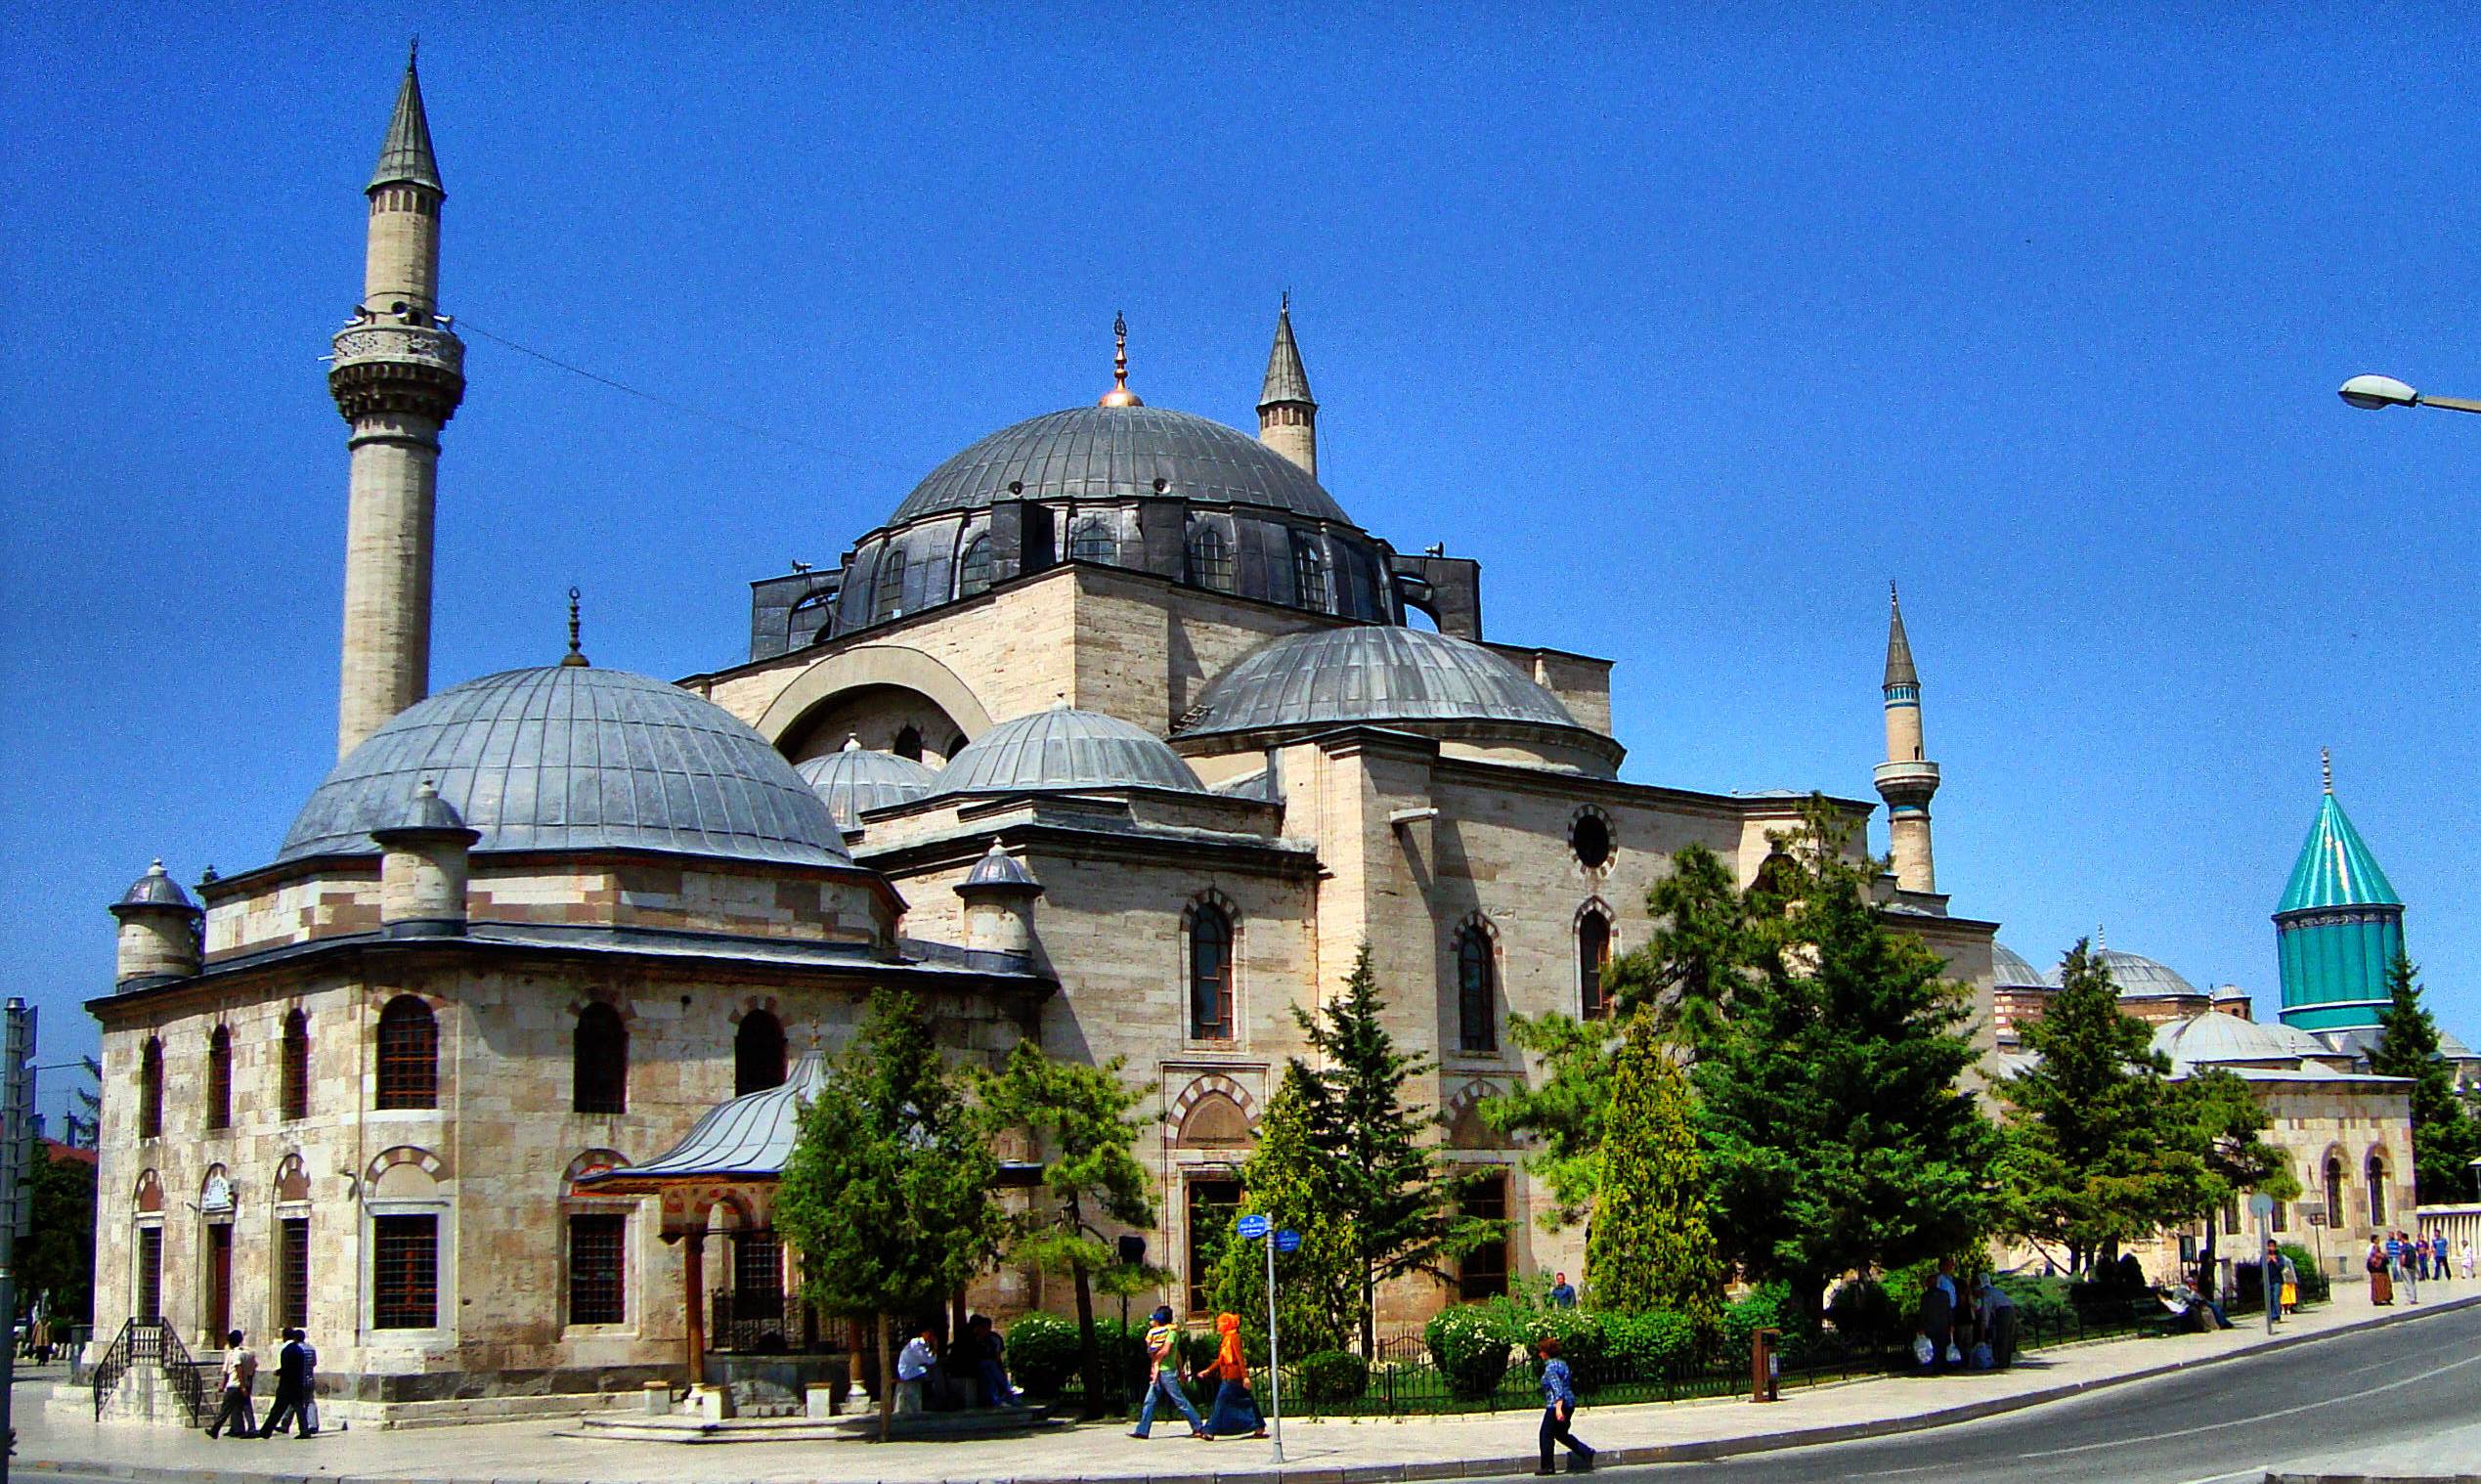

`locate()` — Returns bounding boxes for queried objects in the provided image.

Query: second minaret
[330,48,465,758]
[1873,585,1940,893]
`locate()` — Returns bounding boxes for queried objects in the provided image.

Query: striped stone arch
[272,1153,312,1204]
[134,1168,163,1214]
[565,1148,631,1192]
[568,986,637,1023]
[1443,1079,1513,1151]
[1171,1072,1257,1150]
[365,1144,448,1185]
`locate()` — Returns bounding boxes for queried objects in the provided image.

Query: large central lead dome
[890,406,1351,526]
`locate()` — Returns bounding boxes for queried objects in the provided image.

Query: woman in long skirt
[1203,1313,1266,1439]
[2367,1239,2395,1305]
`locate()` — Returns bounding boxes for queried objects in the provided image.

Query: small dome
[1991,942,2054,991]
[936,706,1205,797]
[2153,1011,2330,1069]
[281,666,849,865]
[2094,948,2202,1001]
[960,840,1040,891]
[889,406,1351,527]
[1176,625,1582,740]
[115,859,195,910]
[796,737,938,828]
[373,778,474,839]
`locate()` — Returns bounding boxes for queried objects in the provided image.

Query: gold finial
[2322,747,2332,795]
[1099,311,1144,407]
[561,586,589,667]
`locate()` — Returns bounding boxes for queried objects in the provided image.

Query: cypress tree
[2367,955,2481,1205]
[1585,1015,1724,1327]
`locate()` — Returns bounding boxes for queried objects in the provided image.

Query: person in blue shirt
[1535,1337,1593,1475]
[1548,1273,1578,1309]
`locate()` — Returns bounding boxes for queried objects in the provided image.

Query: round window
[1570,812,1612,871]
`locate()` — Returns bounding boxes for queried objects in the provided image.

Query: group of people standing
[1916,1257,2020,1373]
[2366,1229,2471,1305]
[203,1328,319,1440]
[893,1313,1023,1411]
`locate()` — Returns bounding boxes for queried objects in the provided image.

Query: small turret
[954,840,1043,960]
[1256,294,1319,478]
[1872,584,1940,894]
[371,779,479,936]
[109,860,202,988]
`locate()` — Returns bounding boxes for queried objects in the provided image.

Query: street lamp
[2338,373,2481,415]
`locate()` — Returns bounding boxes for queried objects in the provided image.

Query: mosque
[79,56,2440,1424]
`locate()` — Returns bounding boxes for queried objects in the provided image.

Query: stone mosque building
[80,57,2433,1423]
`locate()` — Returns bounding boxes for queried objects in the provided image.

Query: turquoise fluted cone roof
[2277,793,2400,913]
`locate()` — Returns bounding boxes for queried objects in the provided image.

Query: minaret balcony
[329,320,466,423]
[1872,759,1940,804]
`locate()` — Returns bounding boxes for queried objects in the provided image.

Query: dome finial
[561,586,589,667]
[1099,311,1143,407]
[2321,746,2332,795]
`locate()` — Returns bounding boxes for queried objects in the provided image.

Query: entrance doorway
[205,1224,234,1340]
[1186,1176,1241,1315]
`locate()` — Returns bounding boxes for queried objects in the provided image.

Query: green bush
[1510,1306,1609,1388]
[1294,1349,1371,1404]
[1178,1328,1222,1376]
[1991,1274,2074,1332]
[1825,1279,1902,1346]
[1424,1305,1514,1401]
[1600,1309,1700,1379]
[1004,1312,1084,1398]
[1719,1282,1811,1365]
[2280,1244,2330,1304]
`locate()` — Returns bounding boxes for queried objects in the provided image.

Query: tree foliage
[1208,1066,1360,1357]
[2367,955,2481,1205]
[21,1145,97,1323]
[1479,1010,1621,1227]
[1584,1016,1724,1328]
[777,989,1001,1438]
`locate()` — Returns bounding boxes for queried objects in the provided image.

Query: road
[1617,1299,2481,1484]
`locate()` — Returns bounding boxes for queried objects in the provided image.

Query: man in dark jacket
[258,1330,311,1438]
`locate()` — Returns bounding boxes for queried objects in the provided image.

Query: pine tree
[2367,955,2481,1205]
[1600,843,1751,1033]
[975,1042,1156,1417]
[2160,1066,2297,1287]
[1208,1066,1360,1356]
[777,989,1001,1440]
[1291,942,1494,1356]
[1691,799,1997,1319]
[1585,1015,1724,1327]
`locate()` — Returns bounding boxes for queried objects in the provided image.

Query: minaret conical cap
[369,43,444,195]
[1883,583,1919,689]
[1258,295,1316,409]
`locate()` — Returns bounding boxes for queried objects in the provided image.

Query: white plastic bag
[1912,1334,1935,1367]
[1944,1343,1963,1365]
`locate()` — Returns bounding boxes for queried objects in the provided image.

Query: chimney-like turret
[954,840,1043,961]
[372,779,480,936]
[109,861,202,988]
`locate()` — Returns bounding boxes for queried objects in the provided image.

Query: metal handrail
[88,1318,209,1426]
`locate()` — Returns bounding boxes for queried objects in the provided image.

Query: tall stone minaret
[329,45,465,759]
[1873,584,1940,893]
[1257,294,1318,478]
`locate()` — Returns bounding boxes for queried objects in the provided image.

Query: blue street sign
[1237,1212,1272,1240]
[1275,1228,1301,1253]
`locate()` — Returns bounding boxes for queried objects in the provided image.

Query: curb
[21,1293,2481,1484]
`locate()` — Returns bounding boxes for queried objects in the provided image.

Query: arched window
[2325,1156,2345,1228]
[2367,1152,2387,1227]
[956,534,994,597]
[893,725,924,763]
[1189,903,1235,1041]
[375,996,439,1111]
[736,1010,787,1096]
[282,1010,310,1121]
[137,1036,163,1140]
[205,1026,232,1131]
[1069,516,1116,565]
[1578,908,1613,1020]
[573,1003,628,1114]
[871,548,906,624]
[1457,923,1497,1055]
[1187,524,1234,592]
[1290,532,1331,611]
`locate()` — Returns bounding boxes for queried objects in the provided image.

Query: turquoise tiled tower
[2274,751,2404,1035]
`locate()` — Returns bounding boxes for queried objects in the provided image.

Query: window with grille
[573,1003,628,1114]
[205,1026,232,1130]
[135,1226,162,1320]
[2326,1157,2345,1226]
[1458,1171,1510,1300]
[733,1230,782,1300]
[2223,1199,2240,1237]
[1187,525,1234,591]
[957,534,994,597]
[2368,1155,2387,1226]
[281,1010,310,1121]
[280,1218,311,1331]
[1458,925,1497,1054]
[1189,905,1235,1040]
[1069,516,1115,564]
[1578,911,1612,1020]
[2270,1196,2287,1233]
[138,1037,163,1139]
[375,997,438,1110]
[1290,533,1330,611]
[871,549,906,624]
[568,1213,627,1326]
[373,1214,439,1330]
[736,1010,786,1096]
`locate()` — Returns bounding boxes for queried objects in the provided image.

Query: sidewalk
[19,1292,2479,1484]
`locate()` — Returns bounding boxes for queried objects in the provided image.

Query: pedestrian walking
[1534,1337,1593,1475]
[2414,1235,2431,1282]
[2461,1240,2475,1281]
[1201,1312,1266,1439]
[2366,1239,2394,1305]
[2432,1232,2450,1285]
[205,1330,258,1439]
[258,1330,314,1438]
[1128,1305,1210,1440]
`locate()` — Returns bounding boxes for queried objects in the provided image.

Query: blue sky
[4,6,2477,1120]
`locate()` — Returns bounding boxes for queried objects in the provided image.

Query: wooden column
[683,1226,707,1385]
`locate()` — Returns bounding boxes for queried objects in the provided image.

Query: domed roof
[1175,625,1582,740]
[796,737,938,828]
[936,706,1205,797]
[888,406,1351,528]
[114,859,196,910]
[1991,942,2054,990]
[280,666,849,865]
[2095,948,2202,1001]
[2153,1011,2331,1069]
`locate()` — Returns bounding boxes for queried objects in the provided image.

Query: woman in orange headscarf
[1203,1312,1268,1439]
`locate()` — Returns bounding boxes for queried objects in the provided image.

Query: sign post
[2248,1193,2277,1333]
[1236,1213,1286,1464]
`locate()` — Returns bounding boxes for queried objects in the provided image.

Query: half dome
[1176,626,1583,740]
[280,666,850,865]
[797,738,938,828]
[890,405,1351,527]
[936,706,1205,797]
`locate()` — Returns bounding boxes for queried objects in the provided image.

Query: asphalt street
[1616,1298,2481,1484]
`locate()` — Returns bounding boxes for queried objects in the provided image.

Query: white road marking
[2018,1346,2481,1459]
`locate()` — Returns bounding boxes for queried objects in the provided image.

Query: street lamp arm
[2416,393,2481,415]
